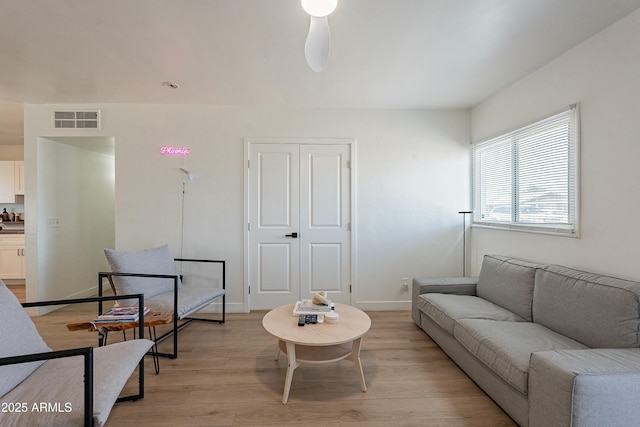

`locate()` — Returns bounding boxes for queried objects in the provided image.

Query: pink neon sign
[160,146,192,156]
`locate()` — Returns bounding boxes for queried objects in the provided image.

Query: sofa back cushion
[0,281,52,398]
[477,255,540,321]
[104,245,182,306]
[533,265,640,348]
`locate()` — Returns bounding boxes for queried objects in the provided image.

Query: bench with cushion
[102,244,226,359]
[0,281,153,427]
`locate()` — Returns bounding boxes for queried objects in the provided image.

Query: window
[472,105,579,235]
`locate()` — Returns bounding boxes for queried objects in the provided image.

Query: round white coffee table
[262,303,371,404]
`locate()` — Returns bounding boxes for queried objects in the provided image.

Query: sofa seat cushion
[454,319,588,395]
[148,287,225,319]
[0,339,153,427]
[419,294,526,334]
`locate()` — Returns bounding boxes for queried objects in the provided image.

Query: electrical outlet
[401,277,410,291]
[48,217,61,228]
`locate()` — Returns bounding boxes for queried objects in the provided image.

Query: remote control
[298,315,305,326]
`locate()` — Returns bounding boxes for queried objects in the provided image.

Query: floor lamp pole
[458,211,472,277]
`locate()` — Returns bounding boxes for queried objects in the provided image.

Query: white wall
[24,135,115,303]
[470,10,640,279]
[24,105,470,310]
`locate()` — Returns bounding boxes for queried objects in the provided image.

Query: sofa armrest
[529,348,640,427]
[411,277,478,324]
[412,276,478,297]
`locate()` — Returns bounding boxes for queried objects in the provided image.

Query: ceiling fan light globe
[305,16,331,72]
[301,0,338,17]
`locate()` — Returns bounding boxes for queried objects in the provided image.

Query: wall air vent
[53,110,100,129]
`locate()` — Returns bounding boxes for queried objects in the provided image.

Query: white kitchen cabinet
[0,235,25,280]
[14,161,24,195]
[0,161,15,203]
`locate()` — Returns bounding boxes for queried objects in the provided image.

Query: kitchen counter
[0,222,24,234]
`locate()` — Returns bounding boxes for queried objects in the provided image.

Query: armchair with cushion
[101,245,226,359]
[0,281,153,427]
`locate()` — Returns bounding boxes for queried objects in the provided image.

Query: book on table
[293,300,334,316]
[93,306,151,323]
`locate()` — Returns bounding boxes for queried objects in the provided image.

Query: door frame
[243,137,357,312]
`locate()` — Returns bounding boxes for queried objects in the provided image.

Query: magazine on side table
[93,306,151,323]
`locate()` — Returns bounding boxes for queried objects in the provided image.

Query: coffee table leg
[282,341,298,404]
[351,337,367,392]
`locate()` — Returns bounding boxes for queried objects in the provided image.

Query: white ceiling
[1,0,640,144]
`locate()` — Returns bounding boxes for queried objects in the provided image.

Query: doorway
[245,139,356,310]
[26,136,115,304]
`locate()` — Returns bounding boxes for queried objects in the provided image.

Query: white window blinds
[472,105,579,235]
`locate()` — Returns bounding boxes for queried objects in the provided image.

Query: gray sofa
[412,254,640,427]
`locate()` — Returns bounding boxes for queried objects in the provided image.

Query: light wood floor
[26,300,516,427]
[7,284,25,302]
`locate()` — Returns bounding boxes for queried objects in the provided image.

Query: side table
[67,311,171,374]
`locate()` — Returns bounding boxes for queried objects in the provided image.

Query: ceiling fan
[301,0,338,72]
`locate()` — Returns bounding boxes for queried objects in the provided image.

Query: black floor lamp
[458,211,472,277]
[179,168,193,259]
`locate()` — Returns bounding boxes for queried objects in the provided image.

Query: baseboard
[355,300,412,311]
[3,279,25,285]
[31,285,101,316]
